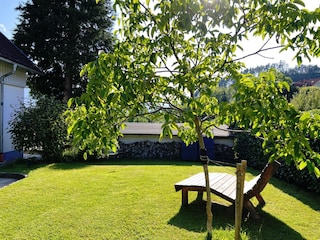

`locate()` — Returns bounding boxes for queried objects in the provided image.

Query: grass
[0,159,319,240]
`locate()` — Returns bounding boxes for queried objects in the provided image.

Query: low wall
[118,141,234,161]
[118,141,181,159]
[214,144,235,163]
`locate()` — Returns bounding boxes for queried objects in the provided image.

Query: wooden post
[235,160,247,240]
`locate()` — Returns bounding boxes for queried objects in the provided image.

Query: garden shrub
[290,86,320,111]
[234,132,320,194]
[9,96,67,162]
[233,132,268,169]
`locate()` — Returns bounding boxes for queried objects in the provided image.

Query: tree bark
[194,117,213,239]
[63,67,72,102]
[63,0,76,102]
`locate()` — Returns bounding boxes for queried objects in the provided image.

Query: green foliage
[211,87,234,103]
[65,0,320,178]
[245,67,295,100]
[224,70,320,177]
[291,86,320,111]
[9,97,67,162]
[233,133,267,169]
[14,0,114,100]
[234,133,320,193]
[276,163,320,194]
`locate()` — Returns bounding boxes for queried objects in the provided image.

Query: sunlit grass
[0,159,318,239]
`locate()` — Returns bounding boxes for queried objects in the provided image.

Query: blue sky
[0,0,26,39]
[0,0,319,67]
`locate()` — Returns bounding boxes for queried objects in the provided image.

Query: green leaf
[293,0,305,7]
[297,56,302,66]
[160,125,172,139]
[111,145,117,153]
[150,53,157,64]
[314,166,320,178]
[242,77,254,88]
[67,98,73,108]
[300,111,311,122]
[282,81,290,92]
[298,161,307,170]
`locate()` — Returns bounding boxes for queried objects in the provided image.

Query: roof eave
[0,56,42,74]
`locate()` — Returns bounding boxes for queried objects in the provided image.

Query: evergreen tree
[286,64,320,81]
[244,61,320,82]
[14,0,114,101]
[243,61,291,76]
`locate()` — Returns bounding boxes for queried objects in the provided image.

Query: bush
[290,86,320,111]
[9,97,67,162]
[234,132,320,194]
[233,132,268,169]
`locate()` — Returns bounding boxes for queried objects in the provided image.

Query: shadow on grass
[0,158,201,173]
[47,162,92,170]
[0,162,46,175]
[168,200,306,240]
[168,200,237,233]
[270,178,320,212]
[245,165,320,212]
[96,158,201,166]
[46,158,202,170]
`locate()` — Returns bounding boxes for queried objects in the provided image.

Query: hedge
[233,133,320,194]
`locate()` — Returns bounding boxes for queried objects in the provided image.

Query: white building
[0,32,40,164]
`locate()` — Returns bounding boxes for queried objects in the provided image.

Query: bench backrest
[244,160,280,200]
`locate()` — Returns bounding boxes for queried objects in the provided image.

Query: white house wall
[120,134,180,144]
[3,71,26,89]
[0,63,26,161]
[120,134,233,146]
[3,84,25,152]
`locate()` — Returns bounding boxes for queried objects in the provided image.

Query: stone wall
[214,144,235,163]
[118,141,234,161]
[118,141,181,159]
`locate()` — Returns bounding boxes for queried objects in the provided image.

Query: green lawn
[0,159,319,240]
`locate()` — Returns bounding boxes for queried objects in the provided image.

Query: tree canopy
[14,0,114,100]
[291,86,320,111]
[66,0,320,237]
[67,0,320,172]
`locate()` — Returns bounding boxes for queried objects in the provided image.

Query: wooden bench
[174,161,280,219]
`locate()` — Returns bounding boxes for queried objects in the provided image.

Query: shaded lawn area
[0,159,319,240]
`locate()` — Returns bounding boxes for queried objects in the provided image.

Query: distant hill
[243,61,320,82]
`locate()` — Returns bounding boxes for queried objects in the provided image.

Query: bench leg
[196,191,203,201]
[256,193,266,208]
[182,188,188,206]
[244,200,261,220]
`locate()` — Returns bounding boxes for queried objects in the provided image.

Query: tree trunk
[63,0,76,102]
[63,67,72,102]
[194,117,213,239]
